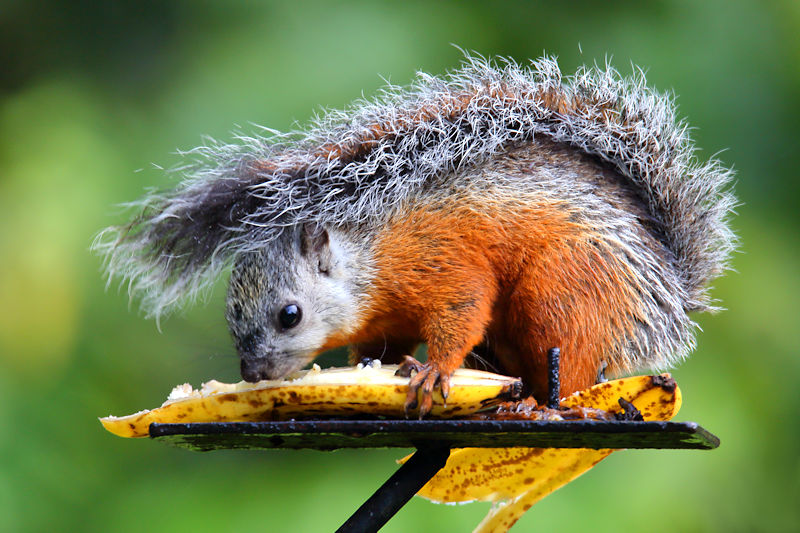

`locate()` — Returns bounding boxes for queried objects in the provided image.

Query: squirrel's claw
[398,355,423,417]
[417,370,438,418]
[399,358,452,419]
[395,355,425,378]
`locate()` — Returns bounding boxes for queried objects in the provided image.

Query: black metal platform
[150,419,719,451]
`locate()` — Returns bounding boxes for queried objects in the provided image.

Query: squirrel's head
[225,224,368,382]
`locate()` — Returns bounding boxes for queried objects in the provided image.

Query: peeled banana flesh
[99,362,522,438]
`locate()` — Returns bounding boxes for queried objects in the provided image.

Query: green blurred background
[1,1,798,531]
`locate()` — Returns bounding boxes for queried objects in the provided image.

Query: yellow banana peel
[407,374,682,533]
[99,362,521,438]
[101,363,682,533]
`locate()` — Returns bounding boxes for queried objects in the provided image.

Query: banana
[408,374,682,533]
[560,373,681,416]
[99,362,522,438]
[100,367,681,532]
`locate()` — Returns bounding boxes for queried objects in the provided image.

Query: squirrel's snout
[240,357,272,382]
[240,352,310,382]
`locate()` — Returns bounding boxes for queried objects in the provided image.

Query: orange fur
[321,198,642,402]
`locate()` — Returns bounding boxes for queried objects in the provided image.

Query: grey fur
[226,225,374,380]
[94,54,736,354]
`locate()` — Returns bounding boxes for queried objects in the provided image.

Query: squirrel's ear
[299,223,332,274]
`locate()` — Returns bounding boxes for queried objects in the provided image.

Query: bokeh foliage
[1,1,798,531]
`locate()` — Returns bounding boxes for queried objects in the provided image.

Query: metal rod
[336,445,451,533]
[547,347,560,409]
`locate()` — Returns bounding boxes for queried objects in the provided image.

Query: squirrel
[95,55,736,416]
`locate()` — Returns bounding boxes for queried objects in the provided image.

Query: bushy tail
[94,54,736,318]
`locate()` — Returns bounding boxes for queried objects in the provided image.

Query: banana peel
[404,374,682,533]
[99,362,522,438]
[101,365,682,533]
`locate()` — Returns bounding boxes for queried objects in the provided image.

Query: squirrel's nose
[240,358,269,382]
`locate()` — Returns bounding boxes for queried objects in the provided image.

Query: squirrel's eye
[278,304,302,329]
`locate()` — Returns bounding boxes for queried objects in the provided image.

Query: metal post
[336,445,451,533]
[547,347,560,409]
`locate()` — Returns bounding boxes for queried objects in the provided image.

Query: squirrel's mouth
[239,353,309,382]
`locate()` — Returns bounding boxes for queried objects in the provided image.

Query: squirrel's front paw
[397,356,451,419]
